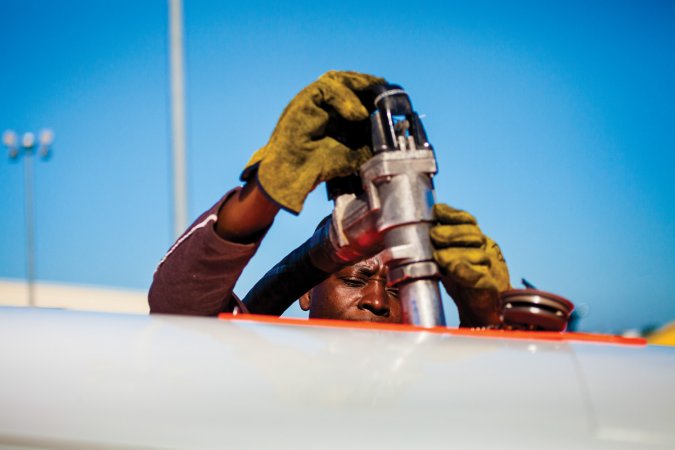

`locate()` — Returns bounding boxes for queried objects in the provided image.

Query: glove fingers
[433,203,478,225]
[320,70,385,93]
[434,248,491,270]
[430,224,486,248]
[434,248,498,291]
[315,138,372,179]
[276,92,331,140]
[317,78,370,122]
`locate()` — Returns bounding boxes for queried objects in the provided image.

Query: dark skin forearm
[216,181,280,243]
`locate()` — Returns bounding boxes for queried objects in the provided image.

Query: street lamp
[3,129,53,307]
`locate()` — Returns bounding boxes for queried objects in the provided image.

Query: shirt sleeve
[148,188,262,316]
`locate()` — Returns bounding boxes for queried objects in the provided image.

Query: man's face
[300,256,402,323]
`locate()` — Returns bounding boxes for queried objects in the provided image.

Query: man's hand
[430,203,510,327]
[241,70,385,214]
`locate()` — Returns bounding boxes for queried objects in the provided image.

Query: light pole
[168,0,188,238]
[3,129,53,307]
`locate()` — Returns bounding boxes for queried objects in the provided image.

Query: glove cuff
[241,164,304,216]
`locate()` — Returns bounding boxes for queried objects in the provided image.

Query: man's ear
[299,290,312,311]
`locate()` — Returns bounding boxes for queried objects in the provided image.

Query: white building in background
[0,279,148,314]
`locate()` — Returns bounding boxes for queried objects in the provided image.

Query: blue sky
[1,0,673,332]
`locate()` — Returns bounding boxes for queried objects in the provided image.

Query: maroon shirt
[148,189,261,316]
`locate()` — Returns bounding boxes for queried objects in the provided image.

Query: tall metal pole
[3,130,53,307]
[23,145,36,306]
[168,0,188,237]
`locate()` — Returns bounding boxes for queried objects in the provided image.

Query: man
[149,71,510,328]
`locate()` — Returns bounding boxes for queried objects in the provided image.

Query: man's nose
[358,282,390,317]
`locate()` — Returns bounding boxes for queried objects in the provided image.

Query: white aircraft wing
[0,307,673,449]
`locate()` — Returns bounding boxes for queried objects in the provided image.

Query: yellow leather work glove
[241,70,385,214]
[430,203,511,327]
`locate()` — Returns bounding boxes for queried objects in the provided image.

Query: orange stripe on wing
[217,313,647,346]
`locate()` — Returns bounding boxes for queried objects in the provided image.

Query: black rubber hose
[243,217,347,316]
